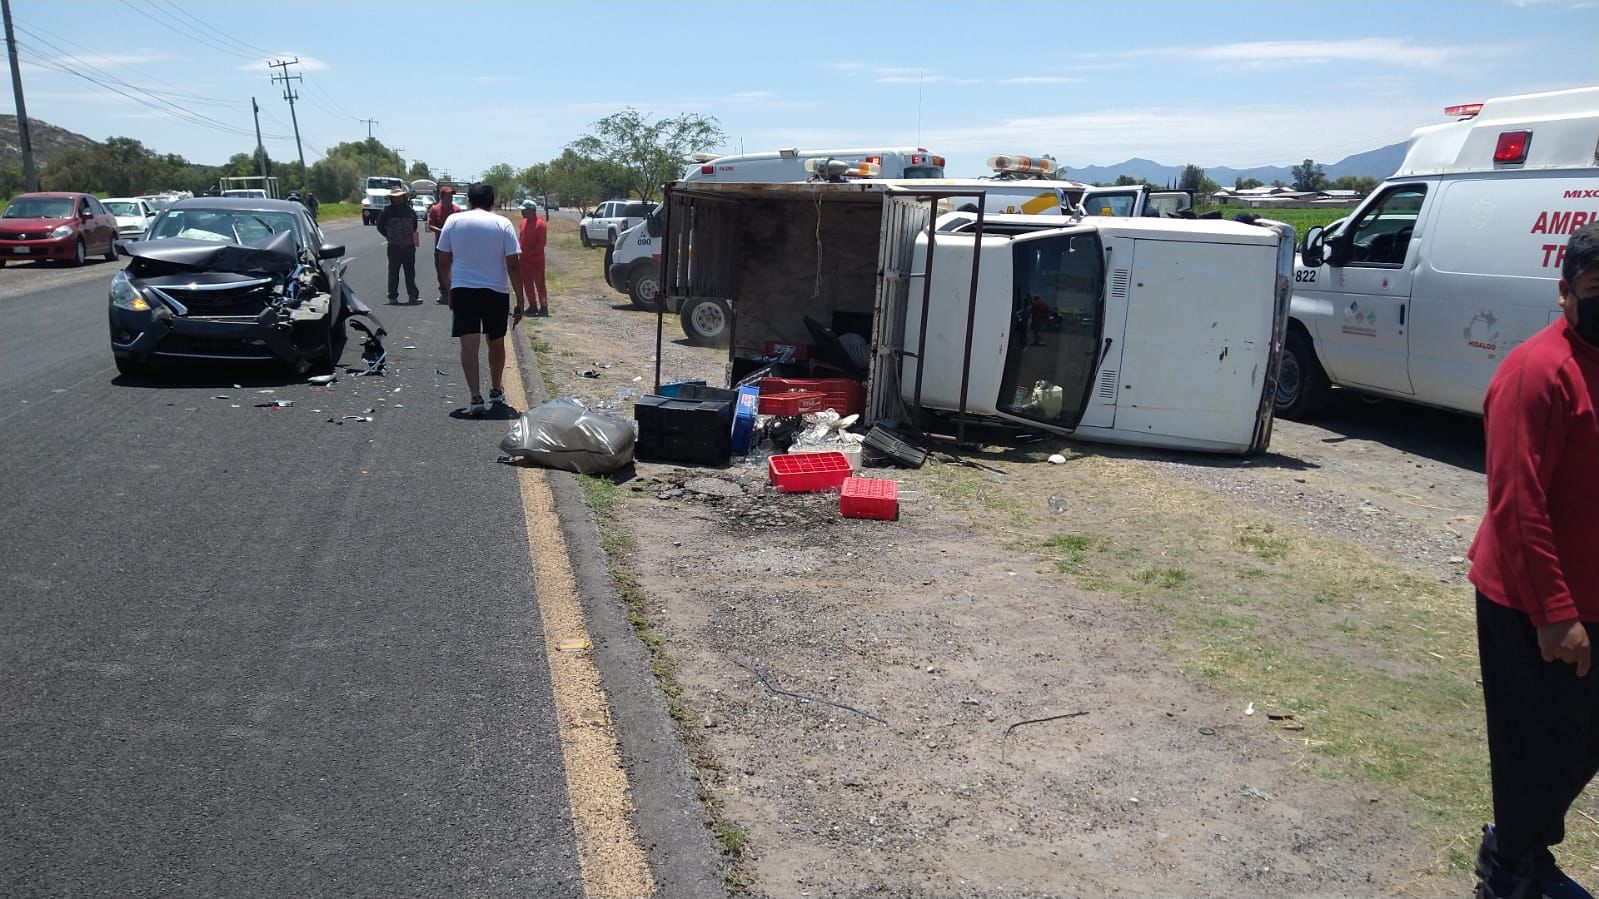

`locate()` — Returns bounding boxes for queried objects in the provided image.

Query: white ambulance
[1278,85,1599,418]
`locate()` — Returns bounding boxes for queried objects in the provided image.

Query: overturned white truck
[656,181,1293,454]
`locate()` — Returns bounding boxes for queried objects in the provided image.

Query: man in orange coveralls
[517,199,548,316]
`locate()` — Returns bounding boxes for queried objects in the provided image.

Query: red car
[0,192,119,267]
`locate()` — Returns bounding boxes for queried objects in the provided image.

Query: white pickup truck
[655,180,1293,455]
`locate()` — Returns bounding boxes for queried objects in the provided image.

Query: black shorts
[450,287,510,339]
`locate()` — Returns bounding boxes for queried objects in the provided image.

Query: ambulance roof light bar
[1444,103,1484,118]
[987,154,1058,176]
[803,157,881,180]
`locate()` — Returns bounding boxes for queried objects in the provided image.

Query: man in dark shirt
[375,187,419,304]
[1471,222,1599,899]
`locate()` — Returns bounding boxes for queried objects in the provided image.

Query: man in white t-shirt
[436,182,527,416]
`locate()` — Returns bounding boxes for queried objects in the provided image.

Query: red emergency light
[700,164,715,175]
[1494,130,1532,164]
[1444,102,1484,118]
[865,155,882,164]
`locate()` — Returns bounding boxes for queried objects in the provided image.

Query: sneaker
[1476,826,1594,899]
[467,395,488,416]
[488,387,505,405]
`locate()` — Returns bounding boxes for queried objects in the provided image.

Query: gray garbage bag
[499,398,635,474]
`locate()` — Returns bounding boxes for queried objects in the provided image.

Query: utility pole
[2,0,37,191]
[250,97,269,181]
[268,58,307,193]
[359,117,379,177]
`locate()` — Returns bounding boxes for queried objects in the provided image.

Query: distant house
[1209,186,1363,208]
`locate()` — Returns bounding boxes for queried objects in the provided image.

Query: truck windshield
[997,231,1105,428]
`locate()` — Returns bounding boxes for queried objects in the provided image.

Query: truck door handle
[1399,304,1406,326]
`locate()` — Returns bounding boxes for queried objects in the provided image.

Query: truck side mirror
[1300,226,1326,267]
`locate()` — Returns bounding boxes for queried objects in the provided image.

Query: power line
[148,0,276,59]
[115,0,253,61]
[17,49,284,141]
[15,20,239,108]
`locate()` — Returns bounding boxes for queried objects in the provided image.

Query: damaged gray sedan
[108,197,385,377]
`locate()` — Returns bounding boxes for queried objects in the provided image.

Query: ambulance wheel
[579,227,592,248]
[628,264,661,311]
[1274,328,1330,420]
[680,296,730,347]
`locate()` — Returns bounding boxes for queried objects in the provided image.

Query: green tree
[521,162,554,206]
[567,107,724,201]
[0,160,25,198]
[1235,177,1263,190]
[1331,174,1380,194]
[407,159,432,181]
[1178,163,1206,192]
[1113,174,1146,187]
[309,155,361,203]
[1291,158,1326,192]
[480,162,518,207]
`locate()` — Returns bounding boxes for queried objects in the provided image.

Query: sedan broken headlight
[109,270,150,311]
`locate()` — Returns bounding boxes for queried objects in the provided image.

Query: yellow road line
[502,334,655,899]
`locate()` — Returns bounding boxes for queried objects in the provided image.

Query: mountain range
[0,115,99,167]
[1061,142,1409,187]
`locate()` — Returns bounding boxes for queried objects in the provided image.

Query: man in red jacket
[1471,222,1599,899]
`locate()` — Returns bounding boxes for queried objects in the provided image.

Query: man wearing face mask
[1471,222,1599,899]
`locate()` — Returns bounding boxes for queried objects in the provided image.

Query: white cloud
[845,101,1440,172]
[236,53,329,73]
[1099,37,1488,69]
[1000,76,1085,85]
[832,61,1088,86]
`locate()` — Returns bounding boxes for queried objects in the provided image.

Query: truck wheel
[1274,328,1331,420]
[680,297,731,347]
[629,264,661,311]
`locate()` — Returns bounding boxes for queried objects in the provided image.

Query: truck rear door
[869,194,934,421]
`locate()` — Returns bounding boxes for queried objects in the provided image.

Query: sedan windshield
[104,202,142,216]
[149,209,301,246]
[4,197,73,218]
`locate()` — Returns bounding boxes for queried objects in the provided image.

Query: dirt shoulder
[524,217,1593,897]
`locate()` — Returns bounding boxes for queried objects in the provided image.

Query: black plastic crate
[635,395,732,466]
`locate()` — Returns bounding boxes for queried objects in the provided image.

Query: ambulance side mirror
[1300,226,1326,268]
[646,215,662,238]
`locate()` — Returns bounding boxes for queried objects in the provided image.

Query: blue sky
[4,0,1595,179]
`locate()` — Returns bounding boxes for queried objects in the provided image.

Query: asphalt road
[0,221,586,895]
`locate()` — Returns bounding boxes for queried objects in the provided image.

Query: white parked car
[102,197,157,239]
[579,199,655,248]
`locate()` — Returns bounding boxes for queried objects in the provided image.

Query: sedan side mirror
[318,243,345,260]
[81,209,95,220]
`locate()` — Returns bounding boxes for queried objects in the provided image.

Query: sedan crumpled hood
[122,231,299,277]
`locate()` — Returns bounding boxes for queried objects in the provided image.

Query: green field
[1195,204,1351,238]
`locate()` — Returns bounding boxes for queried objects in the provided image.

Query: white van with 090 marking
[1279,85,1599,419]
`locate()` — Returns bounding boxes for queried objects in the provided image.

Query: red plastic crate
[759,377,865,416]
[768,451,853,493]
[840,476,899,520]
[758,390,827,416]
